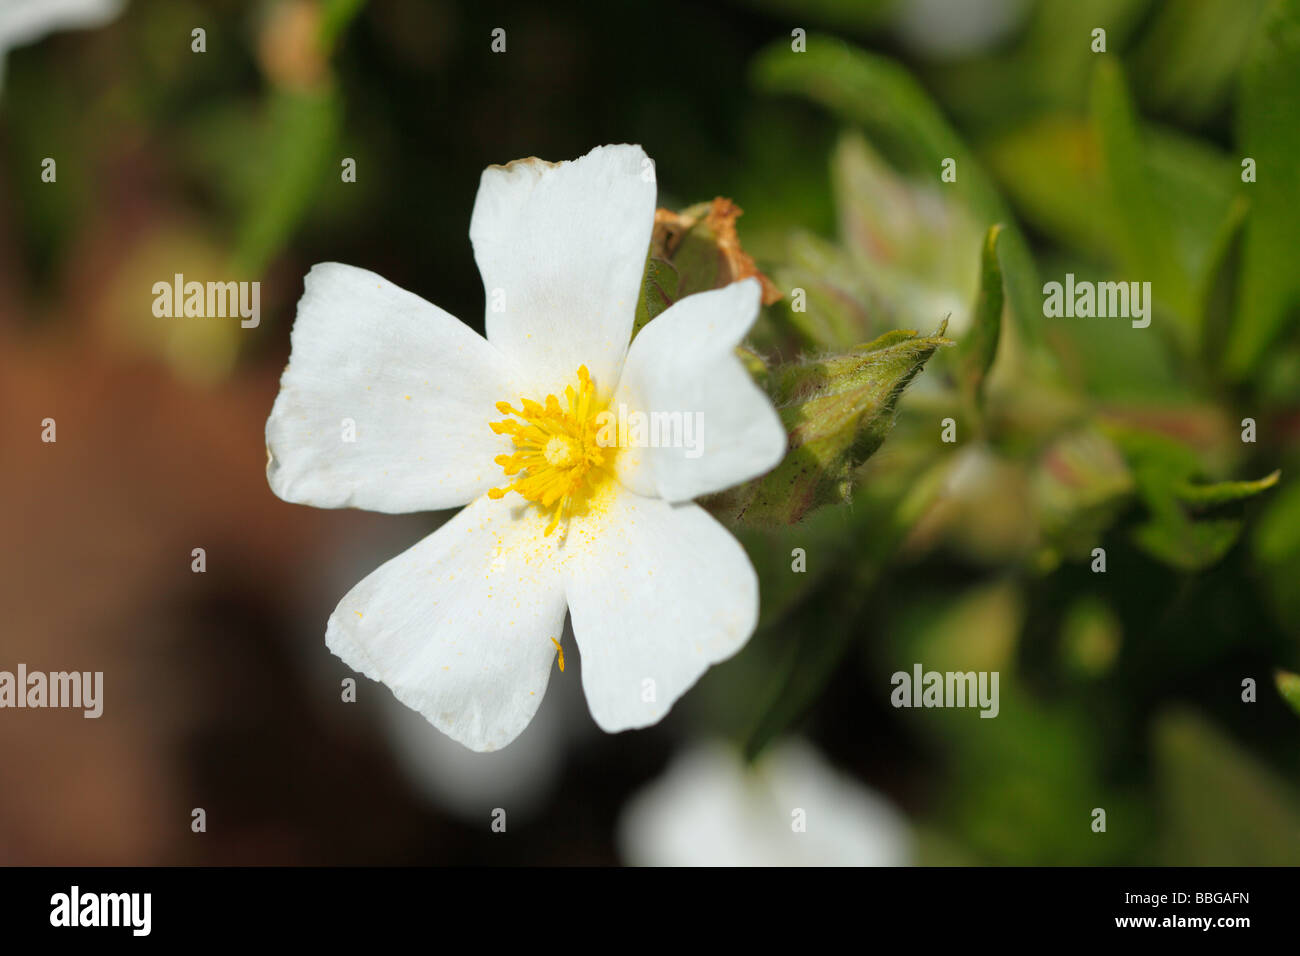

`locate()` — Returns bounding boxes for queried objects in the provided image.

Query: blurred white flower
[618,738,911,866]
[894,0,1028,59]
[266,145,786,753]
[0,0,125,90]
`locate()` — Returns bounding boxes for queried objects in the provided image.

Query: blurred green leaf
[233,88,341,275]
[1255,476,1300,563]
[1174,469,1280,506]
[320,0,367,48]
[926,0,1150,132]
[4,58,100,283]
[1090,57,1194,329]
[986,120,1238,338]
[951,698,1138,864]
[1107,425,1275,570]
[1196,193,1250,362]
[887,586,1134,864]
[1156,709,1300,864]
[1225,0,1300,377]
[1277,670,1300,718]
[1015,0,1153,109]
[955,224,1004,413]
[983,118,1110,260]
[1032,426,1136,563]
[909,579,1022,675]
[1131,511,1243,571]
[1254,480,1300,635]
[1060,597,1123,678]
[1131,0,1268,122]
[1146,129,1238,296]
[1043,267,1192,401]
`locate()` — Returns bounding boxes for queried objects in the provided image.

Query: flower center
[487,364,614,537]
[543,436,574,467]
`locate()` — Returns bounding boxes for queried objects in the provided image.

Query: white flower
[0,0,125,90]
[893,0,1028,59]
[618,738,911,866]
[266,144,786,752]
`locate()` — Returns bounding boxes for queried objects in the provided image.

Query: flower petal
[266,263,519,514]
[469,144,655,395]
[0,0,124,52]
[612,279,786,502]
[618,738,912,866]
[563,487,759,732]
[326,494,567,753]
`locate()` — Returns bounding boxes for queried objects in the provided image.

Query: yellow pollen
[551,637,565,672]
[487,364,615,537]
[544,436,574,467]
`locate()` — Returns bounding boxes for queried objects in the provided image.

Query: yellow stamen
[487,365,615,538]
[551,637,565,672]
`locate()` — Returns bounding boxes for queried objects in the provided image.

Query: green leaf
[1013,0,1153,110]
[1032,427,1136,563]
[1255,480,1300,635]
[1106,425,1276,571]
[1131,0,1269,122]
[1277,670,1300,718]
[753,39,992,209]
[955,224,1004,412]
[706,325,951,525]
[320,0,367,49]
[1145,129,1238,281]
[1060,597,1123,678]
[985,121,1238,337]
[1131,514,1244,571]
[1226,0,1300,376]
[1174,469,1280,507]
[1040,269,1193,400]
[1255,476,1300,563]
[1196,193,1250,362]
[982,118,1111,260]
[233,88,341,275]
[1089,57,1193,327]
